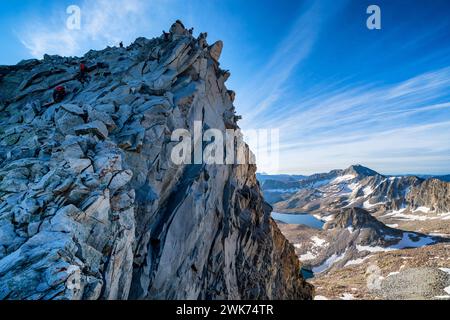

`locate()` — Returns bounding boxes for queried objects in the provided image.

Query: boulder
[75,121,109,140]
[209,41,223,62]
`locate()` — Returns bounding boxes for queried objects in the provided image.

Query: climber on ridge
[119,41,124,48]
[76,62,89,84]
[80,62,86,75]
[52,86,66,103]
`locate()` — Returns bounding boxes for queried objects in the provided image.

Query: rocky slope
[0,21,312,300]
[310,243,450,300]
[263,166,450,299]
[279,208,447,274]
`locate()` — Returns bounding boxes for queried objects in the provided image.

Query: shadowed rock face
[0,21,312,300]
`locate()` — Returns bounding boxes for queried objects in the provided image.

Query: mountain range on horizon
[257,165,450,183]
[260,164,450,218]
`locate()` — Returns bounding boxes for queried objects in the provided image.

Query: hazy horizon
[257,164,450,177]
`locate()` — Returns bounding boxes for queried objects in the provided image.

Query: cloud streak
[18,0,158,58]
[257,67,450,175]
[238,0,348,126]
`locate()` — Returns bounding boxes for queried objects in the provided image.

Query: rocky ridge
[0,21,312,300]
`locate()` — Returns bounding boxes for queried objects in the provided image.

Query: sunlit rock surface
[0,21,313,300]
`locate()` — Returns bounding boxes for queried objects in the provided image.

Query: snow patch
[299,251,317,260]
[439,268,450,274]
[384,212,431,221]
[311,236,327,247]
[363,186,373,196]
[386,224,399,228]
[313,214,334,222]
[413,206,432,213]
[344,196,364,208]
[313,251,346,273]
[438,212,450,220]
[341,293,355,300]
[391,233,435,249]
[356,245,395,253]
[363,200,385,209]
[265,188,300,193]
[390,208,407,215]
[332,174,356,184]
[344,256,371,267]
[429,233,450,238]
[357,232,435,253]
[348,182,361,191]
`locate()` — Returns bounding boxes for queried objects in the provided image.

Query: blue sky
[1,0,450,175]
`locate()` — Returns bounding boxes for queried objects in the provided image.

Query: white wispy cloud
[18,0,164,58]
[238,1,349,126]
[258,67,450,175]
[270,67,450,135]
[278,120,450,175]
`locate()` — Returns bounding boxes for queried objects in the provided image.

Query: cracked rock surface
[0,21,313,300]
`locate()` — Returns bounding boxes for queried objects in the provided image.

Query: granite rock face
[0,21,312,300]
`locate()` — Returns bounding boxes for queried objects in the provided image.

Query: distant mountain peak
[325,207,386,230]
[344,164,379,177]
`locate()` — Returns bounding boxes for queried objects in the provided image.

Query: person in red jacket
[53,86,66,103]
[77,63,90,84]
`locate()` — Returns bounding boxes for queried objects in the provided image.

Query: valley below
[261,165,450,300]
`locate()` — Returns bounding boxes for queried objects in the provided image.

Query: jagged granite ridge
[0,21,313,300]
